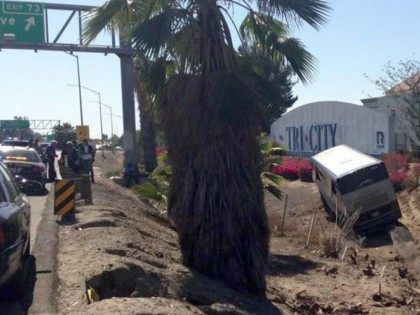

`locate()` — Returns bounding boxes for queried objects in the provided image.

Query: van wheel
[321,196,336,221]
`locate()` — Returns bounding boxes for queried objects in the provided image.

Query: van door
[330,180,340,216]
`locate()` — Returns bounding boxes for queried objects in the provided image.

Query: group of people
[59,139,96,183]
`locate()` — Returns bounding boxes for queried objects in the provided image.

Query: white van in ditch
[311,145,401,233]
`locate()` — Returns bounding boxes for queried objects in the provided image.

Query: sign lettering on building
[285,123,338,153]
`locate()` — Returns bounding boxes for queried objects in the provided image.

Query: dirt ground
[93,150,124,178]
[265,180,419,314]
[56,156,419,314]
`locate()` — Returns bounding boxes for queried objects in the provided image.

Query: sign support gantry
[0,2,137,164]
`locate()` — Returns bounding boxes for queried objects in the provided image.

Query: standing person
[80,139,96,183]
[59,141,80,174]
[33,138,46,164]
[33,138,42,155]
[45,140,58,182]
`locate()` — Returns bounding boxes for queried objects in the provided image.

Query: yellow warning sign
[76,125,90,141]
[54,180,76,216]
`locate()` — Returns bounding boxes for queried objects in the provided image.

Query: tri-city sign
[285,123,338,153]
[0,1,45,43]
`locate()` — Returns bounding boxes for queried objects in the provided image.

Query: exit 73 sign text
[0,1,45,43]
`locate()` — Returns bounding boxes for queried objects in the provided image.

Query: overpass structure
[29,120,60,130]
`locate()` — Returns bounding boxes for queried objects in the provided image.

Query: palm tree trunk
[163,73,270,296]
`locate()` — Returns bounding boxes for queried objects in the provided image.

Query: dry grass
[318,209,360,258]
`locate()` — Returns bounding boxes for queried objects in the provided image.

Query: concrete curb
[29,188,59,314]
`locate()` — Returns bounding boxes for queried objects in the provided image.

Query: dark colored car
[0,147,46,194]
[1,140,30,148]
[0,160,31,298]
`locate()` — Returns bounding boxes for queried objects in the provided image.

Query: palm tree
[85,0,330,295]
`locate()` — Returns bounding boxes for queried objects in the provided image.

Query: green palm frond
[265,35,316,83]
[132,8,189,57]
[258,134,284,200]
[261,172,283,186]
[83,0,132,45]
[132,152,171,209]
[240,12,316,83]
[256,0,331,30]
[264,156,283,166]
[261,174,283,199]
[132,181,166,203]
[240,12,290,45]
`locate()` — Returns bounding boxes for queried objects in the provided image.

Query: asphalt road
[29,185,52,249]
[0,184,56,314]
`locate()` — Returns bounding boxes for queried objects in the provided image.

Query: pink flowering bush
[389,171,409,192]
[298,159,314,182]
[272,157,313,182]
[382,153,410,173]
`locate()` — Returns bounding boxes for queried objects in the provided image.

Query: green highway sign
[0,1,45,43]
[0,120,30,129]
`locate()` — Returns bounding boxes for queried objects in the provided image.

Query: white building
[361,72,420,152]
[270,101,395,156]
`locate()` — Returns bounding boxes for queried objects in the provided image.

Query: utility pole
[67,84,104,154]
[90,101,114,148]
[65,52,84,125]
[119,36,136,165]
[98,93,104,153]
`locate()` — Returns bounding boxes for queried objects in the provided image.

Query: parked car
[0,160,31,298]
[311,145,401,234]
[0,146,46,194]
[1,140,30,147]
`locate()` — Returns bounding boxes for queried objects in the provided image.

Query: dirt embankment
[57,161,419,314]
[57,173,289,314]
[93,150,124,178]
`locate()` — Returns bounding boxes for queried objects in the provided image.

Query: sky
[1,0,419,138]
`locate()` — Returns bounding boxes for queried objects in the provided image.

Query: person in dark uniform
[79,139,96,183]
[45,140,58,182]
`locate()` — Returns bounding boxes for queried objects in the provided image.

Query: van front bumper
[354,200,401,233]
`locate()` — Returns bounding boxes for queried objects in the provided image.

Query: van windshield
[336,163,388,195]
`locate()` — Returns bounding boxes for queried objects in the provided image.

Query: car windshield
[336,162,389,195]
[0,150,41,163]
[1,140,29,147]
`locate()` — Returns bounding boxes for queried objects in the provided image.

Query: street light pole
[76,55,83,126]
[65,52,84,125]
[98,93,104,152]
[89,101,114,147]
[67,84,104,155]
